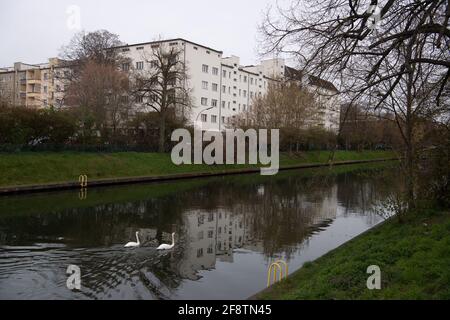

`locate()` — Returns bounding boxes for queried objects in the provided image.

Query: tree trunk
[158,111,166,153]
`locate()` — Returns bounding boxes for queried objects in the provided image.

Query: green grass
[0,150,395,187]
[257,210,450,300]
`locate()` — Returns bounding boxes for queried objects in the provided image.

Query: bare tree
[131,45,192,152]
[65,60,131,143]
[60,30,125,67]
[233,80,327,151]
[261,0,450,206]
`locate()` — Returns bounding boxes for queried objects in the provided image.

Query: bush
[0,105,77,145]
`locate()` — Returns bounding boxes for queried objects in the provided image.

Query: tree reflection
[0,165,400,299]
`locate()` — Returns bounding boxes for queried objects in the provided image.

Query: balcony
[26,69,42,81]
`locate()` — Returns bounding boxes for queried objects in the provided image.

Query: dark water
[0,163,400,300]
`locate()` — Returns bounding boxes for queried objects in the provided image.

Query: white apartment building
[117,38,340,132]
[0,37,340,132]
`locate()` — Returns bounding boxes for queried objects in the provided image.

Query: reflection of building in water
[306,184,338,224]
[178,208,248,279]
[177,184,338,280]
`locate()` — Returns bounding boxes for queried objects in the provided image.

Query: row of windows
[202,64,219,75]
[201,96,253,111]
[221,69,265,87]
[201,81,262,100]
[122,60,159,71]
[200,114,244,125]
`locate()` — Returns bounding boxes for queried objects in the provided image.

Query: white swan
[157,233,175,250]
[125,231,140,248]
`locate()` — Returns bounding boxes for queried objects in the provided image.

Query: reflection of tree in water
[0,166,401,298]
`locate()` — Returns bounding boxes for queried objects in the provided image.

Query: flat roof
[112,38,223,54]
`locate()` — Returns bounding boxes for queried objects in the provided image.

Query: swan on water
[157,233,175,250]
[125,231,140,248]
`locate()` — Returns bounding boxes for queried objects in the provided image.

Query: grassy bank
[0,150,395,187]
[257,210,450,300]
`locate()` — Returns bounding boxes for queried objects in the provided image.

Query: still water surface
[0,164,399,300]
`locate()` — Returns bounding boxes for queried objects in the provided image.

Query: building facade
[0,38,340,132]
[0,58,65,108]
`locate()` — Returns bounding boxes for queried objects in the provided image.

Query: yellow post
[275,260,289,279]
[78,175,88,188]
[267,262,282,287]
[267,260,289,287]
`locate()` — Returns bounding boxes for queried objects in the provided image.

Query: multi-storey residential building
[0,38,340,131]
[0,58,65,108]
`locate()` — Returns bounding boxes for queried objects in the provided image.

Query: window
[239,89,241,96]
[150,60,158,68]
[250,78,254,85]
[212,99,218,107]
[201,97,208,106]
[201,114,207,122]
[212,67,219,75]
[43,86,47,93]
[136,46,144,50]
[202,64,209,73]
[244,76,247,83]
[122,48,130,52]
[243,90,247,97]
[208,230,214,238]
[202,81,208,90]
[122,63,130,71]
[211,115,217,123]
[222,70,227,78]
[222,85,226,93]
[212,83,218,92]
[136,61,144,70]
[43,73,48,80]
[221,116,225,123]
[221,101,226,109]
[136,96,143,103]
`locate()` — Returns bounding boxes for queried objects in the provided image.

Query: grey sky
[0,0,280,68]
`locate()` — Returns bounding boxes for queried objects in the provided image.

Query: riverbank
[255,210,450,300]
[0,151,395,192]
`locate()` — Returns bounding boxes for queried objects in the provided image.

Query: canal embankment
[253,209,450,300]
[0,151,397,195]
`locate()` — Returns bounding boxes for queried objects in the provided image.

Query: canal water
[0,163,400,300]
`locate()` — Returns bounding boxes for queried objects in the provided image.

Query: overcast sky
[0,0,285,67]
